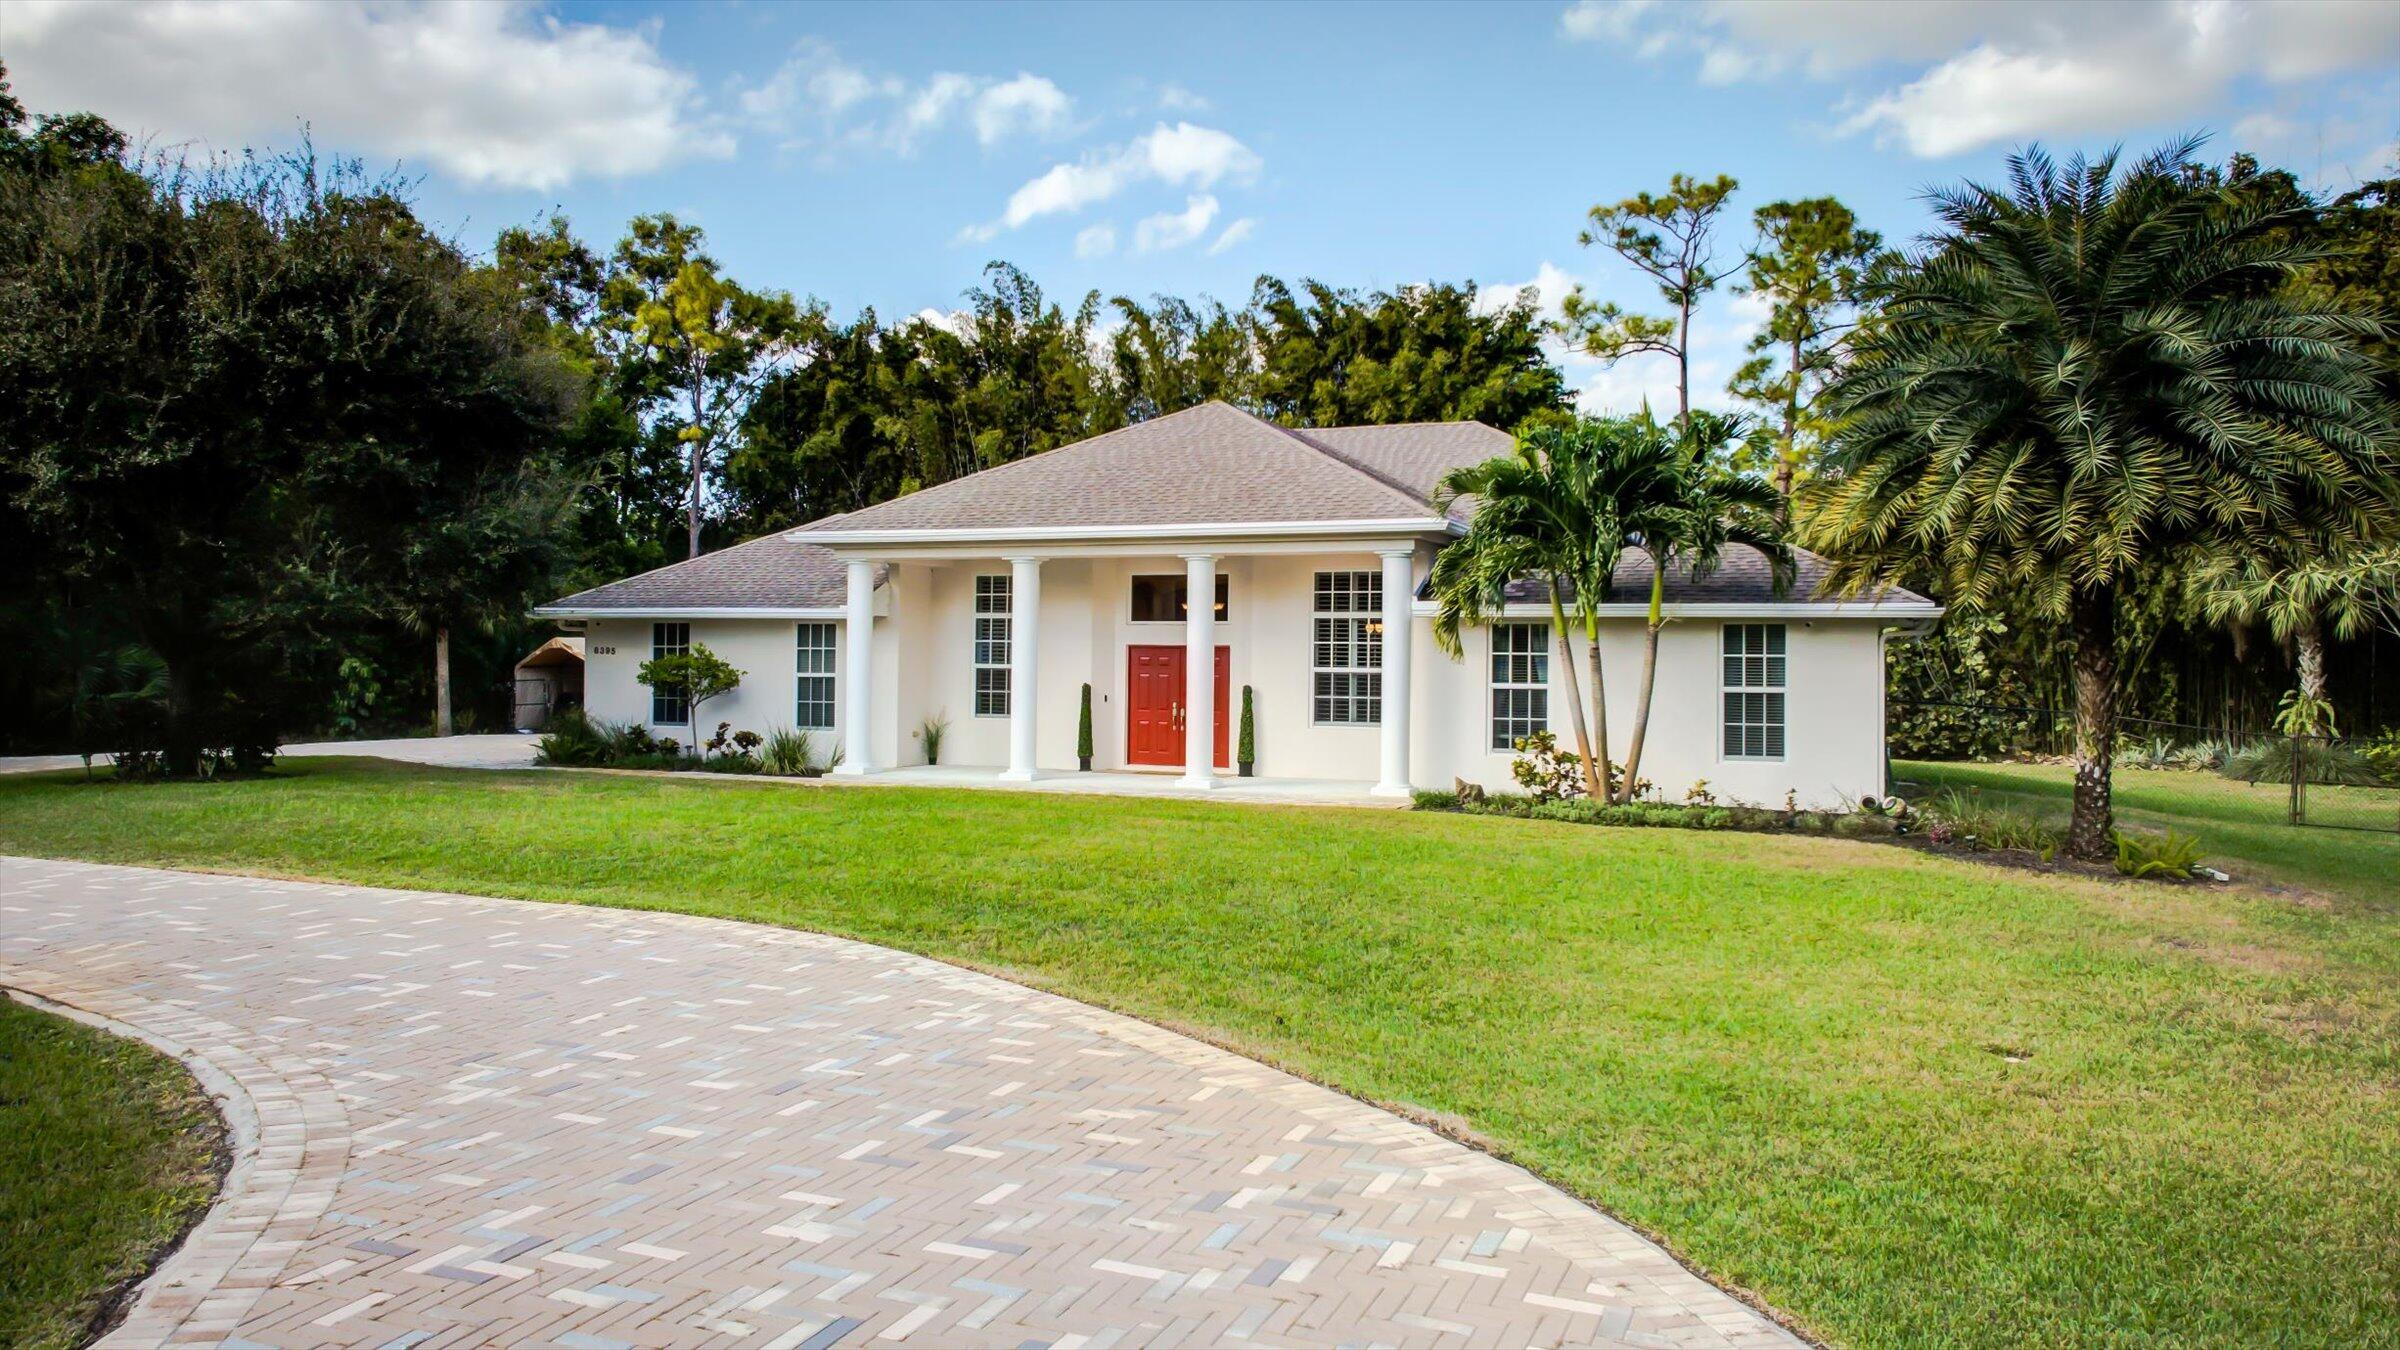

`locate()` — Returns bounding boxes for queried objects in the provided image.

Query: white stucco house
[534,401,1937,804]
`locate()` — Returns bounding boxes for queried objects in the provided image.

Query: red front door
[1126,645,1231,768]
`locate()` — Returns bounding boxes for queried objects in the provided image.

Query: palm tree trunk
[1617,565,1666,803]
[434,625,453,738]
[1547,583,1602,800]
[2294,618,2328,704]
[1583,615,1611,800]
[2065,587,2118,862]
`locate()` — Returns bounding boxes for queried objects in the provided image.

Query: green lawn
[0,997,224,1350]
[1897,758,2400,910]
[2,759,2396,1348]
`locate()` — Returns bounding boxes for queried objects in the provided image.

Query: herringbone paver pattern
[2,857,1796,1348]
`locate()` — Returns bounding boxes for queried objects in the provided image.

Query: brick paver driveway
[2,857,1795,1349]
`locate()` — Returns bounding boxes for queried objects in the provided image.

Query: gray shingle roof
[1288,422,1515,524]
[537,404,1932,614]
[1495,545,1934,608]
[537,534,856,613]
[796,401,1447,534]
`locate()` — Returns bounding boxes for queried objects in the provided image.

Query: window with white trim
[1721,623,1786,759]
[795,622,837,730]
[1490,623,1550,751]
[973,574,1011,717]
[1311,570,1382,725]
[650,621,690,725]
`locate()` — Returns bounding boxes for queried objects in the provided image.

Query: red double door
[1126,645,1230,768]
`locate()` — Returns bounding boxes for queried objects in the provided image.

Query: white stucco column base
[1373,547,1415,797]
[1179,552,1218,790]
[999,555,1043,782]
[833,557,875,775]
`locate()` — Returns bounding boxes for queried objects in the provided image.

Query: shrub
[606,722,659,760]
[2220,738,2387,787]
[2113,828,2204,878]
[2362,728,2400,781]
[1412,789,1460,811]
[759,728,818,777]
[917,714,948,766]
[1508,731,1586,801]
[535,709,612,767]
[1918,788,2062,854]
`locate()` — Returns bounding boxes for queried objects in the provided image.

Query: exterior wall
[1413,614,1890,808]
[574,564,1893,808]
[580,617,852,758]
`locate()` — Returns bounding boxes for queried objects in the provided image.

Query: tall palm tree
[1804,140,2396,859]
[1430,422,1671,799]
[1615,411,1792,802]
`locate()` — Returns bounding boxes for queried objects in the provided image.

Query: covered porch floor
[827,763,1399,807]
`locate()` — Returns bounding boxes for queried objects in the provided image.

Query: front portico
[815,534,1430,795]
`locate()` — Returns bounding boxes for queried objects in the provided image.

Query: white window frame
[650,621,691,726]
[795,622,837,730]
[973,574,1011,718]
[1490,622,1550,752]
[1311,570,1382,727]
[1721,623,1787,760]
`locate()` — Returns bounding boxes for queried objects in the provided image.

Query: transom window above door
[1129,573,1230,623]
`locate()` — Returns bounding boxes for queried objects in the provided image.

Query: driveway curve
[2,857,1795,1349]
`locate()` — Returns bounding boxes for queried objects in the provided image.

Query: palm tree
[1615,411,1792,802]
[1430,422,1669,799]
[1804,140,2396,859]
[2192,538,2400,710]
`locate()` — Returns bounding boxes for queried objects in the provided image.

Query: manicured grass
[3,759,2397,1348]
[0,997,224,1350]
[1898,758,2400,909]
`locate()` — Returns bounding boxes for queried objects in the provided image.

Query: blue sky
[6,0,2396,411]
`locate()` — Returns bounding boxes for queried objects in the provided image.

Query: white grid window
[795,622,837,730]
[1311,571,1382,726]
[1490,623,1550,751]
[974,574,1011,717]
[1722,623,1787,759]
[650,621,690,725]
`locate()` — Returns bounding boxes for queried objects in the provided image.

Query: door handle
[1172,702,1183,730]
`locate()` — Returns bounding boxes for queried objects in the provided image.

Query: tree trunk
[2065,587,2118,862]
[434,626,453,738]
[687,363,708,559]
[1584,618,1611,801]
[1547,583,1603,800]
[1675,299,1692,426]
[2294,618,2328,704]
[1616,565,1666,803]
[163,657,201,778]
[1773,332,1801,504]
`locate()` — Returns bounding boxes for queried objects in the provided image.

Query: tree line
[5,61,2396,856]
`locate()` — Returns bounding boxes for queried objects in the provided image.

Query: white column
[1374,547,1415,797]
[833,557,875,775]
[1180,552,1218,789]
[1000,555,1042,781]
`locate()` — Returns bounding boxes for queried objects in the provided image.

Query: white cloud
[1841,43,2209,159]
[973,74,1073,145]
[1570,0,2400,159]
[1473,262,1580,322]
[737,41,1074,155]
[1075,222,1118,258]
[962,121,1262,241]
[1133,194,1219,253]
[0,0,727,190]
[1205,218,1256,256]
[1155,82,1211,113]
